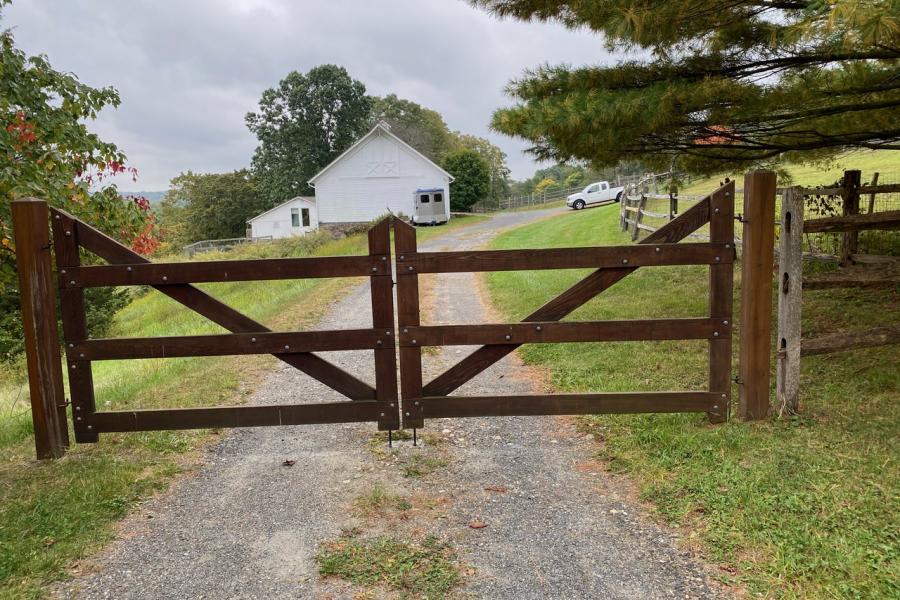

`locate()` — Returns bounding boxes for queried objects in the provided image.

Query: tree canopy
[370,94,456,163]
[475,0,900,174]
[443,148,491,211]
[1,0,155,359]
[246,64,373,202]
[159,170,265,246]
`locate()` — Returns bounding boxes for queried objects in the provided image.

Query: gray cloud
[5,0,611,190]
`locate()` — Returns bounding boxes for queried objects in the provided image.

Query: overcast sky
[5,0,612,191]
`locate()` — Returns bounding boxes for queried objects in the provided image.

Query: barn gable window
[291,208,300,227]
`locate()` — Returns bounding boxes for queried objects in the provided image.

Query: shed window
[291,208,300,227]
[433,193,443,203]
[419,194,430,203]
[301,208,310,227]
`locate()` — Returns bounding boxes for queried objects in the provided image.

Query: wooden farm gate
[14,180,736,459]
[393,181,735,428]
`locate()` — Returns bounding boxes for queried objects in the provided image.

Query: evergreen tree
[475,0,900,174]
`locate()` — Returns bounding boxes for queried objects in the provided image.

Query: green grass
[0,214,486,598]
[317,533,463,599]
[486,202,899,599]
[679,149,898,195]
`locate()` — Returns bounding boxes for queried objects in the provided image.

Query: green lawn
[679,149,898,195]
[486,203,899,599]
[0,213,485,599]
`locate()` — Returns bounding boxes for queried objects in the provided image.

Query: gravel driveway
[55,207,731,600]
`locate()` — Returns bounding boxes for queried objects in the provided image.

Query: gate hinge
[734,214,749,223]
[58,398,71,408]
[733,376,743,385]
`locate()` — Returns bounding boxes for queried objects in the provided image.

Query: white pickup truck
[566,181,624,210]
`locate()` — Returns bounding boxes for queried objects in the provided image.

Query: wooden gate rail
[396,180,735,428]
[47,207,400,445]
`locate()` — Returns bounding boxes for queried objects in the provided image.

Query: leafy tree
[453,133,511,202]
[443,149,490,211]
[476,0,900,175]
[159,170,265,246]
[246,65,372,203]
[533,177,559,195]
[0,1,155,360]
[370,94,456,162]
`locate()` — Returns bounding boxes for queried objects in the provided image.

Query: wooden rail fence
[776,172,900,415]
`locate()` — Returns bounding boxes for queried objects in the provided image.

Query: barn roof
[247,196,315,224]
[308,121,454,185]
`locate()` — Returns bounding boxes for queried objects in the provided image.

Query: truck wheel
[574,200,585,210]
[615,192,622,203]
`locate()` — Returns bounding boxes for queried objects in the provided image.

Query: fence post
[12,198,69,458]
[841,169,861,265]
[776,187,803,416]
[867,172,879,214]
[739,171,777,420]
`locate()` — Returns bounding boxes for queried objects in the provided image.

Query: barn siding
[314,130,451,223]
[249,198,318,240]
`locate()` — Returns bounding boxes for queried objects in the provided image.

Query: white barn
[309,121,453,227]
[246,196,318,240]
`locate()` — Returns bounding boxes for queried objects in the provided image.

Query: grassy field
[679,149,898,195]
[0,214,484,599]
[485,203,899,599]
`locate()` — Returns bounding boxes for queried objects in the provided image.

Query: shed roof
[308,121,454,185]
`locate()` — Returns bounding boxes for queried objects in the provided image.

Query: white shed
[309,121,453,226]
[247,196,318,240]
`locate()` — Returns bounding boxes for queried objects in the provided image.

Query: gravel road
[55,206,731,600]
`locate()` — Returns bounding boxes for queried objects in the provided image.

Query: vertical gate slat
[52,211,99,442]
[707,181,735,422]
[394,220,424,428]
[368,219,400,430]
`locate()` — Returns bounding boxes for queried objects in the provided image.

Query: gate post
[738,171,777,420]
[12,198,69,459]
[840,169,861,266]
[368,218,400,431]
[776,187,804,416]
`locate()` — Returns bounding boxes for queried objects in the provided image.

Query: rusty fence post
[12,198,69,458]
[738,171,777,420]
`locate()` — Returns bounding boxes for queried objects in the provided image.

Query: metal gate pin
[411,339,417,344]
[715,256,721,262]
[385,330,391,335]
[381,256,387,261]
[723,320,729,325]
[372,267,377,272]
[76,416,82,421]
[655,247,661,252]
[86,425,93,430]
[68,343,74,348]
[380,412,385,417]
[622,259,628,264]
[127,266,132,271]
[721,393,727,398]
[388,430,393,447]
[284,345,290,350]
[536,325,542,331]
[407,266,413,271]
[376,340,383,345]
[250,337,257,342]
[65,230,71,236]
[70,280,76,285]
[403,328,408,334]
[60,269,66,275]
[79,353,84,358]
[413,428,417,446]
[414,401,420,406]
[70,364,76,369]
[405,412,410,416]
[54,214,60,220]
[715,207,720,213]
[713,331,719,337]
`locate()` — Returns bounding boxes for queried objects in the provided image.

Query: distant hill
[121,190,166,206]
